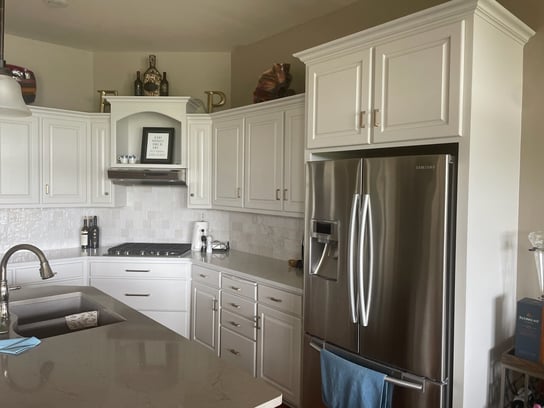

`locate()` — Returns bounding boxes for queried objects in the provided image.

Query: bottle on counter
[159,72,169,96]
[206,236,213,254]
[89,216,100,249]
[134,71,143,96]
[200,229,207,253]
[80,217,89,250]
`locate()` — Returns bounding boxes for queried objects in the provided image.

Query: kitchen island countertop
[1,285,282,408]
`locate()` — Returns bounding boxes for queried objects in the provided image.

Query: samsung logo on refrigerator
[415,164,436,170]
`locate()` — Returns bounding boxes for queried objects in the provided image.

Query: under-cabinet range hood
[107,168,187,186]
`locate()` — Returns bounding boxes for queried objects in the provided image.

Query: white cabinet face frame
[0,116,40,204]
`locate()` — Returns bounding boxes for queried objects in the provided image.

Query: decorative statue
[253,63,295,103]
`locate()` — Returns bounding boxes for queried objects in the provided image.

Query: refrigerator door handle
[348,193,360,324]
[359,193,374,327]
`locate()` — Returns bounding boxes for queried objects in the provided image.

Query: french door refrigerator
[303,154,455,408]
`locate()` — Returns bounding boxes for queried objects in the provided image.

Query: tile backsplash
[0,186,304,261]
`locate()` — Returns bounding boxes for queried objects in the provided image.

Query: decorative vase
[143,55,161,96]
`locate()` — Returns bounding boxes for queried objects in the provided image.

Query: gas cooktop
[105,242,192,257]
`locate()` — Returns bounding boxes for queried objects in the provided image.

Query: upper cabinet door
[187,116,212,208]
[283,105,305,213]
[0,116,40,205]
[373,21,464,143]
[244,110,284,211]
[212,116,244,208]
[41,116,88,204]
[306,49,372,149]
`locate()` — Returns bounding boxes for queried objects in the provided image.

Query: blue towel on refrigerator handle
[320,348,394,408]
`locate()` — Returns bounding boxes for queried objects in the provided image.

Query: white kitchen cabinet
[212,94,305,215]
[187,115,212,208]
[212,116,244,208]
[297,21,463,149]
[0,115,40,205]
[244,110,284,211]
[107,96,201,169]
[283,105,305,213]
[257,285,302,407]
[41,115,88,205]
[89,259,191,337]
[305,50,372,149]
[90,117,126,206]
[190,265,220,354]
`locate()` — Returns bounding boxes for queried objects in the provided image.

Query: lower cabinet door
[257,304,302,406]
[191,282,219,354]
[220,327,256,376]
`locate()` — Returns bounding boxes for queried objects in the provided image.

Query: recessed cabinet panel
[187,117,212,208]
[41,117,88,204]
[307,51,372,148]
[0,117,39,204]
[212,117,244,208]
[373,22,463,142]
[191,282,219,353]
[244,111,284,211]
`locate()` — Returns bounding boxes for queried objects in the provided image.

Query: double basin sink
[10,291,125,339]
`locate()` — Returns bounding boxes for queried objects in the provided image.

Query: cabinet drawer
[220,327,256,376]
[90,261,190,279]
[12,261,84,285]
[258,285,302,317]
[192,265,220,288]
[222,274,257,300]
[91,278,189,311]
[221,292,256,320]
[221,309,257,340]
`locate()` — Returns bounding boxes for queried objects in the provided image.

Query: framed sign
[140,127,175,164]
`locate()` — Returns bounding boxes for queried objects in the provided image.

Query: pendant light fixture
[0,0,31,117]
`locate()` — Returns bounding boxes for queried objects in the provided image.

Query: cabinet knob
[104,191,109,196]
[190,193,195,197]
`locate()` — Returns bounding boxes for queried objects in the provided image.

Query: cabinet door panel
[188,118,212,208]
[42,117,88,204]
[213,117,244,207]
[90,118,115,205]
[307,50,372,148]
[283,106,305,213]
[373,21,463,142]
[191,282,218,353]
[258,304,301,406]
[244,111,283,211]
[0,117,39,204]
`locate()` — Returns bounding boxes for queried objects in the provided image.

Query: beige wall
[5,34,94,111]
[93,52,231,112]
[230,0,445,107]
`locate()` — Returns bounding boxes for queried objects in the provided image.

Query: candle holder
[529,231,544,300]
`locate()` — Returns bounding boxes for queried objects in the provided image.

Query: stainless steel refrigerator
[303,154,455,408]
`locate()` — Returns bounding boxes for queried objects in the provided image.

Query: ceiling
[4,0,358,52]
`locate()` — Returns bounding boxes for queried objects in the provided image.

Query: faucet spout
[0,244,55,334]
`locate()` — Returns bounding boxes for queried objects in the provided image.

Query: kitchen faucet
[0,244,55,334]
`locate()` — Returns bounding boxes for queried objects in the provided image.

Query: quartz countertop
[189,250,303,293]
[1,285,282,408]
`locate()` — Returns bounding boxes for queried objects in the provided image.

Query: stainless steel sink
[10,291,126,339]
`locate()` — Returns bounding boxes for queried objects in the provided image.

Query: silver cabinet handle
[230,286,241,291]
[255,315,261,330]
[212,299,218,312]
[276,188,281,200]
[199,273,207,278]
[124,293,150,297]
[228,349,240,356]
[372,109,380,127]
[125,269,151,273]
[8,286,21,291]
[229,302,240,308]
[236,187,241,198]
[359,110,366,128]
[283,189,288,201]
[45,184,49,195]
[190,192,195,197]
[268,296,282,303]
[104,191,109,196]
[229,321,241,328]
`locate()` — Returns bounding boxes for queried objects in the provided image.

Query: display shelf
[500,349,544,407]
